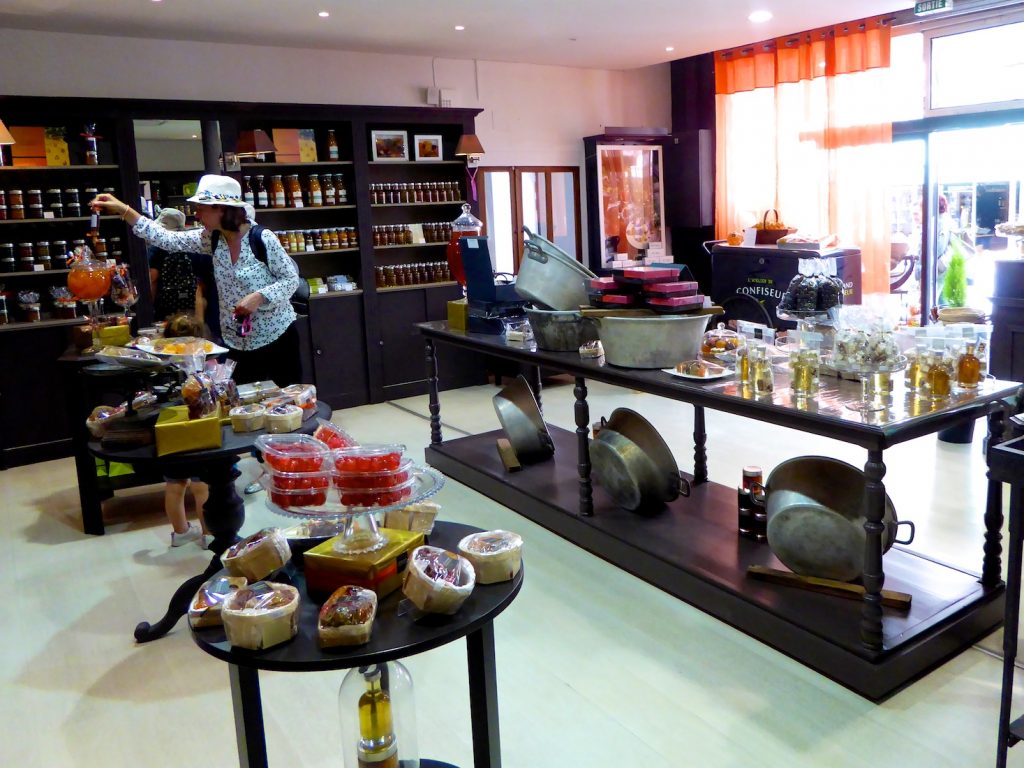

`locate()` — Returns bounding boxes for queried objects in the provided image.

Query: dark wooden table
[192,521,523,768]
[418,320,1023,700]
[90,400,330,642]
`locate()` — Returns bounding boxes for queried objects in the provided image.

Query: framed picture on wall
[414,134,443,162]
[371,130,409,161]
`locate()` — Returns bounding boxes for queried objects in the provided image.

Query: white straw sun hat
[186,174,246,206]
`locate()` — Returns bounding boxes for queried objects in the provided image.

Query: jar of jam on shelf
[304,230,315,252]
[0,295,7,325]
[323,175,336,206]
[285,174,303,208]
[308,174,323,207]
[64,188,80,205]
[84,187,99,203]
[9,205,24,220]
[52,240,68,260]
[335,174,347,203]
[375,266,385,288]
[270,175,286,208]
[8,189,23,207]
[93,238,108,258]
[254,175,268,208]
[347,227,358,248]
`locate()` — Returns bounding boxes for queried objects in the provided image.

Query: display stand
[192,521,523,768]
[418,321,1023,701]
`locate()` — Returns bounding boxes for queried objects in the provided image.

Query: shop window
[925,17,1024,114]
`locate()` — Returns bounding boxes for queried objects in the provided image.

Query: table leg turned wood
[426,339,442,446]
[574,376,594,517]
[230,664,269,768]
[693,405,708,484]
[860,449,887,651]
[997,483,1024,768]
[984,403,1008,588]
[134,459,244,643]
[466,622,501,768]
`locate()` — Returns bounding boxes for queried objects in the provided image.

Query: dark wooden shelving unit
[0,164,120,172]
[371,200,466,208]
[240,160,354,168]
[373,242,447,250]
[0,215,120,225]
[254,204,356,213]
[0,316,85,331]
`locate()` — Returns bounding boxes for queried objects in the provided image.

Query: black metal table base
[134,459,243,643]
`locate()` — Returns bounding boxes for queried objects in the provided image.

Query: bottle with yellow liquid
[904,344,927,394]
[926,349,952,400]
[789,348,820,397]
[339,663,418,768]
[956,341,981,390]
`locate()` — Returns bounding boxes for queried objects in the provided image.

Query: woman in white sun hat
[90,175,301,385]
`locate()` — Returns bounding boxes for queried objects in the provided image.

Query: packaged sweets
[457,530,523,584]
[402,546,476,615]
[188,575,247,628]
[229,404,266,433]
[317,585,378,648]
[222,582,300,650]
[223,527,291,581]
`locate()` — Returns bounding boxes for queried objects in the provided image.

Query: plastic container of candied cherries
[334,457,413,490]
[267,468,332,493]
[267,483,330,509]
[312,418,358,450]
[256,433,331,473]
[332,443,405,474]
[338,475,416,509]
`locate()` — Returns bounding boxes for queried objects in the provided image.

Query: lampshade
[455,134,485,157]
[0,120,15,146]
[235,129,276,157]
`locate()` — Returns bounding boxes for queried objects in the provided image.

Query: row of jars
[244,174,348,209]
[0,237,122,272]
[273,227,358,254]
[374,262,451,288]
[370,182,461,205]
[0,186,115,221]
[372,222,453,247]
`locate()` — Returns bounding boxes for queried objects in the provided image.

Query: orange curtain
[715,16,894,296]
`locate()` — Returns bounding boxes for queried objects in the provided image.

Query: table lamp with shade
[455,133,485,202]
[0,120,16,167]
[235,128,276,159]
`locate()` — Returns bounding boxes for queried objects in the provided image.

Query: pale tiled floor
[3,378,1022,767]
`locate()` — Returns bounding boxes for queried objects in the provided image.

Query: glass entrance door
[928,123,1024,315]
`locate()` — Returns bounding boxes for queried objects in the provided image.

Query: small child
[165,474,210,548]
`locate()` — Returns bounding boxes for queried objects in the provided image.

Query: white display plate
[664,364,734,381]
[133,337,229,357]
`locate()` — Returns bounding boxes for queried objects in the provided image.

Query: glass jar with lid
[702,322,743,362]
[285,175,303,208]
[269,175,286,208]
[8,189,23,206]
[308,174,323,207]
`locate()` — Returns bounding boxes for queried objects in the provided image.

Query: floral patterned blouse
[133,218,299,351]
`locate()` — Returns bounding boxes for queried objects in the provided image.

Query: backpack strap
[211,226,267,264]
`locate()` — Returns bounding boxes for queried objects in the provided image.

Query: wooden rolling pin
[747,565,912,610]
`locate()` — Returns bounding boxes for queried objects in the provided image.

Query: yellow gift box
[303,528,424,598]
[447,298,468,331]
[97,324,131,347]
[155,405,223,457]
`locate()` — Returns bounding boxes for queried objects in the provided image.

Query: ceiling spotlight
[665,46,674,52]
[748,10,773,23]
[454,25,465,31]
[318,11,329,17]
[191,134,198,139]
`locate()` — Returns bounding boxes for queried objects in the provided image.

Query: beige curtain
[715,18,894,295]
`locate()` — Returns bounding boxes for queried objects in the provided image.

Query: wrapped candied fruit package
[402,545,476,615]
[457,530,523,584]
[317,585,378,648]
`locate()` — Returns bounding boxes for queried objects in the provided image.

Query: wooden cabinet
[307,292,369,409]
[378,284,485,399]
[0,324,76,466]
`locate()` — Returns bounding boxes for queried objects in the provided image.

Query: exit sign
[914,0,952,14]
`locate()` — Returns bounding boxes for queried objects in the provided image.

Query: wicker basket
[754,209,797,245]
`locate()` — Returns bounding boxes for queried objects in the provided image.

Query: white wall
[0,27,671,256]
[135,139,205,172]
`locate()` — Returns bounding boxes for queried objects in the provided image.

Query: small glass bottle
[904,344,926,393]
[335,174,348,204]
[286,175,303,208]
[327,129,340,161]
[751,345,774,396]
[956,341,981,390]
[926,349,952,400]
[242,176,255,205]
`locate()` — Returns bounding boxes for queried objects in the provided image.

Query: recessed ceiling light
[665,46,674,52]
[318,11,329,18]
[191,134,198,139]
[454,25,465,31]
[748,10,773,23]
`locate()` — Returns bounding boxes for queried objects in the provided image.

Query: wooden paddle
[747,565,912,610]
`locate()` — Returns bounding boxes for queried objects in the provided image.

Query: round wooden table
[192,521,523,768]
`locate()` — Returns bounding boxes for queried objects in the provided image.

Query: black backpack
[211,225,310,302]
[152,249,199,320]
